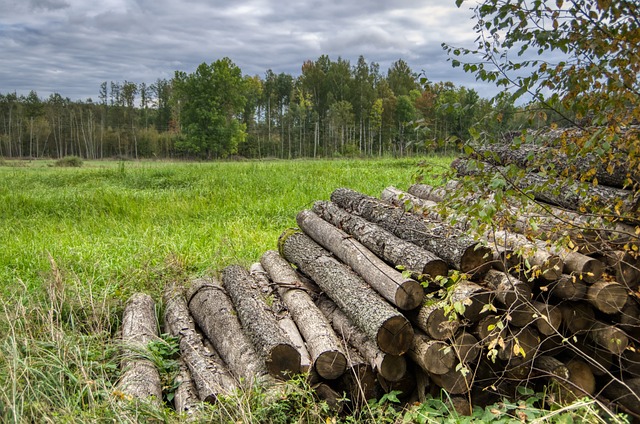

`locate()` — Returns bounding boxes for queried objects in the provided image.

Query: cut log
[483,269,532,308]
[541,274,587,301]
[599,250,640,289]
[163,284,237,402]
[491,230,563,282]
[408,183,448,202]
[312,383,346,413]
[378,367,417,399]
[587,321,628,354]
[337,347,378,409]
[329,188,492,275]
[449,280,491,322]
[570,340,614,377]
[259,250,347,380]
[586,280,629,314]
[222,265,301,379]
[430,367,473,395]
[531,301,562,336]
[602,377,640,416]
[559,358,596,402]
[187,277,267,384]
[296,209,424,310]
[452,332,482,364]
[173,360,200,415]
[312,200,448,279]
[618,300,640,340]
[118,293,163,402]
[452,157,639,219]
[492,245,520,274]
[315,294,407,382]
[559,302,596,334]
[409,332,456,375]
[279,230,413,356]
[407,300,460,341]
[498,326,540,362]
[533,356,569,381]
[249,263,313,374]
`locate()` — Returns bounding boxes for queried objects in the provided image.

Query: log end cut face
[395,279,425,311]
[378,355,407,383]
[377,315,414,356]
[423,259,449,279]
[460,244,492,276]
[315,350,348,380]
[540,255,564,282]
[266,344,302,380]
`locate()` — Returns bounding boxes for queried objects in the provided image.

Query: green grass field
[0,157,609,423]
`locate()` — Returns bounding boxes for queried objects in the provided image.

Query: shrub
[54,156,84,167]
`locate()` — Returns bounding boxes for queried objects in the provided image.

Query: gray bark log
[586,280,629,314]
[409,332,456,375]
[163,284,237,402]
[315,294,407,382]
[407,300,460,341]
[259,250,347,380]
[483,269,532,308]
[491,230,563,282]
[249,263,313,373]
[296,209,424,310]
[173,360,200,415]
[280,230,414,356]
[118,293,163,402]
[329,188,492,275]
[587,321,628,355]
[187,277,267,384]
[312,200,448,279]
[221,265,301,379]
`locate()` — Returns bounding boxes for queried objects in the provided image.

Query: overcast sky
[0,0,493,102]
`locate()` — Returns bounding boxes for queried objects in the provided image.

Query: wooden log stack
[117,159,639,418]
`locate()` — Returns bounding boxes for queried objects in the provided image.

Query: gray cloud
[0,0,495,101]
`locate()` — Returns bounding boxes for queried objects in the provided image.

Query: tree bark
[280,230,414,356]
[586,280,629,314]
[312,200,448,279]
[483,269,532,308]
[173,360,200,415]
[407,300,460,341]
[259,251,347,380]
[329,188,492,276]
[249,262,313,374]
[408,183,448,202]
[221,265,301,379]
[187,277,268,384]
[533,356,569,381]
[118,293,163,402]
[587,321,628,355]
[408,332,456,375]
[315,294,407,382]
[296,209,424,310]
[163,284,237,402]
[337,346,378,409]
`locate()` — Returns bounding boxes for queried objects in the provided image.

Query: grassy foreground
[0,157,609,423]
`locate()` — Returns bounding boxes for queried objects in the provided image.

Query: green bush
[54,156,84,167]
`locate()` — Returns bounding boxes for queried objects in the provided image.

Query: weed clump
[55,156,84,167]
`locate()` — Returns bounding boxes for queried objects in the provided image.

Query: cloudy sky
[0,0,491,101]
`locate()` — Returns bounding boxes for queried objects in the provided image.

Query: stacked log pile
[118,152,639,418]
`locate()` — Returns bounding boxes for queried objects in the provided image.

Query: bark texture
[163,284,237,402]
[187,277,267,384]
[313,200,448,279]
[118,293,163,402]
[409,332,456,375]
[222,265,301,379]
[173,360,200,415]
[330,188,492,275]
[296,209,424,310]
[586,280,629,314]
[315,295,407,382]
[280,230,414,356]
[260,250,347,380]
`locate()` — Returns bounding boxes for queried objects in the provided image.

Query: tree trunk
[406,300,460,341]
[118,293,163,402]
[336,346,378,409]
[559,359,596,401]
[249,263,313,373]
[586,280,629,314]
[280,230,414,356]
[259,251,347,380]
[312,200,448,279]
[187,277,268,384]
[163,284,237,402]
[315,294,407,382]
[296,209,424,310]
[330,188,491,275]
[173,360,200,415]
[533,356,570,381]
[221,265,301,379]
[408,332,456,375]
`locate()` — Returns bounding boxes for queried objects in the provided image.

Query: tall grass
[0,157,450,422]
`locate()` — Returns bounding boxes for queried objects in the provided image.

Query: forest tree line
[0,55,530,160]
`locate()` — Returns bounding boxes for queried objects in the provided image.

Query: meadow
[0,157,451,422]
